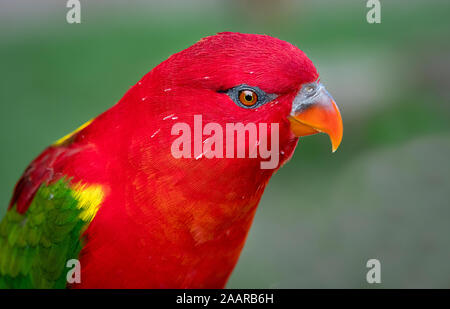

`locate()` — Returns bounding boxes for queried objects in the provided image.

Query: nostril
[304,85,316,94]
[302,83,319,97]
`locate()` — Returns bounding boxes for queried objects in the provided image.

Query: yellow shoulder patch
[71,183,106,223]
[53,119,93,147]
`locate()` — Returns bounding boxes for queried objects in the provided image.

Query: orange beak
[289,83,343,152]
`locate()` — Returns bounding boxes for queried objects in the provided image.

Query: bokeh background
[1,0,449,288]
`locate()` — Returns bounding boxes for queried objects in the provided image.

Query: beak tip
[330,132,342,153]
[331,145,338,153]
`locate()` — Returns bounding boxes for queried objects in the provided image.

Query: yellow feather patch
[53,119,93,147]
[71,183,105,223]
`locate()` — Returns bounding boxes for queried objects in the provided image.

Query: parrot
[0,32,343,288]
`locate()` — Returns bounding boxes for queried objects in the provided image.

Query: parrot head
[133,32,342,176]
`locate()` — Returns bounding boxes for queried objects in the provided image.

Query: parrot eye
[224,84,276,109]
[239,90,258,106]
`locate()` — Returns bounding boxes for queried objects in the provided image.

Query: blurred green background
[1,0,449,288]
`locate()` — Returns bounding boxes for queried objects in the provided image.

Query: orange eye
[238,90,258,107]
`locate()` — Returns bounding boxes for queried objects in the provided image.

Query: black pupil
[245,93,253,101]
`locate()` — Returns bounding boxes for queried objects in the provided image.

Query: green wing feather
[0,178,89,289]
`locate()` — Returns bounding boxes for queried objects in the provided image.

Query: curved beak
[288,83,343,152]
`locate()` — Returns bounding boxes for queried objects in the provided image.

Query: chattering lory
[0,32,342,288]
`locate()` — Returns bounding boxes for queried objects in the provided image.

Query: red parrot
[0,32,342,288]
